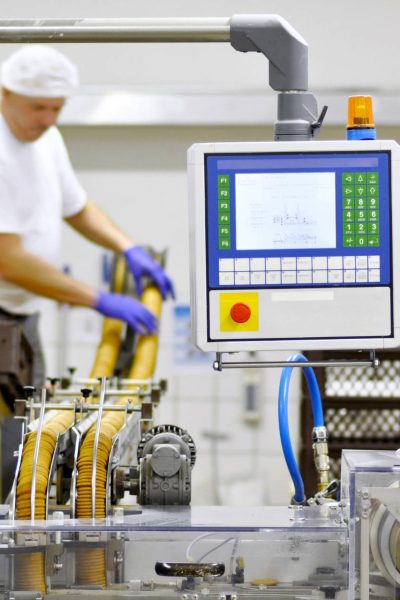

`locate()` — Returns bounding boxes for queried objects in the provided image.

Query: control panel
[188,140,400,352]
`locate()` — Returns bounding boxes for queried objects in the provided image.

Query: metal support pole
[0,18,230,43]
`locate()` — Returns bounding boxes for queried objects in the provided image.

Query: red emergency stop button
[230,302,251,323]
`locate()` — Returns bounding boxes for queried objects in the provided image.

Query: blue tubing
[278,353,324,503]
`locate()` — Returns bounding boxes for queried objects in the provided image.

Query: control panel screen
[235,172,336,250]
[205,151,391,290]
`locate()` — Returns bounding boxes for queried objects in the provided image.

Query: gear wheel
[137,424,196,466]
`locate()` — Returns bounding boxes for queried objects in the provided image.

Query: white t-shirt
[0,114,87,314]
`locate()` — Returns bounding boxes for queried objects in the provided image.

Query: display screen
[235,172,336,250]
[205,150,391,290]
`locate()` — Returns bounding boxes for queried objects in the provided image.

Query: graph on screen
[235,172,336,250]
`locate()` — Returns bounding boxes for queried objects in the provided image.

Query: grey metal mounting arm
[230,14,323,140]
[0,15,322,140]
[230,14,308,92]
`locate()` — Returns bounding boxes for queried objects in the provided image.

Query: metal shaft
[30,402,140,411]
[92,377,107,519]
[0,18,230,43]
[30,388,47,521]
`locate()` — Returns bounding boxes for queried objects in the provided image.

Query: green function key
[342,173,355,184]
[219,213,230,225]
[343,209,354,222]
[367,172,379,185]
[219,238,231,250]
[355,197,367,209]
[355,186,366,197]
[343,185,354,196]
[355,173,366,184]
[356,210,367,222]
[368,197,379,209]
[343,197,355,209]
[367,185,378,196]
[368,222,379,235]
[368,236,380,247]
[356,236,367,247]
[368,209,379,222]
[218,174,230,186]
[218,200,230,211]
[343,235,356,247]
[219,225,230,237]
[218,188,230,200]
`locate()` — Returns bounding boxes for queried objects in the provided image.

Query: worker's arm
[0,234,157,333]
[0,233,96,306]
[65,200,133,253]
[66,200,175,300]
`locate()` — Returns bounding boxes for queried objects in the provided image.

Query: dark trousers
[0,308,45,390]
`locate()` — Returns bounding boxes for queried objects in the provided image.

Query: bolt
[53,556,63,573]
[23,386,36,399]
[113,507,124,519]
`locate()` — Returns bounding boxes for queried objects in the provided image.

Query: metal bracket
[230,14,308,91]
[213,350,379,371]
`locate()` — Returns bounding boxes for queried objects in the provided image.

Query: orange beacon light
[347,95,376,140]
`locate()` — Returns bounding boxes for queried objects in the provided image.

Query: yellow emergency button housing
[220,292,259,332]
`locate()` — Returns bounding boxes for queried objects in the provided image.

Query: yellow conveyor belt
[75,285,163,587]
[15,410,75,593]
[14,256,128,592]
[89,256,126,380]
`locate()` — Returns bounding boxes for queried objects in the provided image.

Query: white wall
[2,0,400,506]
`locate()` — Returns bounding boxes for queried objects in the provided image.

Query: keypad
[217,174,231,250]
[218,255,381,286]
[342,171,380,247]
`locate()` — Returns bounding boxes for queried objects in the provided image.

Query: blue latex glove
[95,291,157,335]
[124,245,175,300]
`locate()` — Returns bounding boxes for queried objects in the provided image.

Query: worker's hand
[124,245,175,300]
[94,291,157,335]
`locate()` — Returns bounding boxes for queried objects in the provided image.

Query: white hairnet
[1,45,79,98]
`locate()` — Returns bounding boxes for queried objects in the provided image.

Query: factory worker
[0,45,174,387]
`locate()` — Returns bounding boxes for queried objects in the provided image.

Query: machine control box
[188,140,400,352]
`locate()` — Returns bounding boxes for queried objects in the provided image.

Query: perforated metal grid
[325,407,400,440]
[325,360,400,397]
[328,455,341,483]
[301,354,400,498]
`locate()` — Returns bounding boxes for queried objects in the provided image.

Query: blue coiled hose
[278,353,324,504]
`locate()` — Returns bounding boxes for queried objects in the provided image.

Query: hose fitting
[312,425,327,442]
[312,434,331,492]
